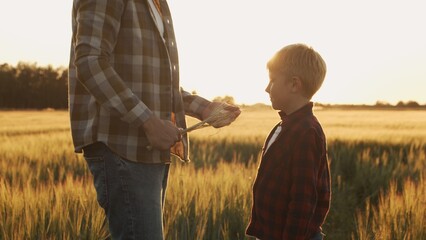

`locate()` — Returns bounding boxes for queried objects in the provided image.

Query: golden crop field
[1,108,425,240]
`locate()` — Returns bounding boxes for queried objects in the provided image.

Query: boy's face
[265,70,296,111]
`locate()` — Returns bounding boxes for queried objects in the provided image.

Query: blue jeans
[83,142,170,240]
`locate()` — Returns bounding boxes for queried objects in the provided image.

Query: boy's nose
[265,82,271,93]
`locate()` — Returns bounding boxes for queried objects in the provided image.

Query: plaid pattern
[68,0,210,163]
[246,103,331,240]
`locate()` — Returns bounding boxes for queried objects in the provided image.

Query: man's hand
[142,115,182,150]
[201,102,241,128]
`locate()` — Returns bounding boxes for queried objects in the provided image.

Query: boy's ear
[291,76,303,92]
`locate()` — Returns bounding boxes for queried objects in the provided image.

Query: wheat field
[0,107,425,240]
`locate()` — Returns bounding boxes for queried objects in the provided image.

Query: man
[68,0,240,239]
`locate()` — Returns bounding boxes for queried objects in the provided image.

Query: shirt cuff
[187,95,211,119]
[120,101,153,127]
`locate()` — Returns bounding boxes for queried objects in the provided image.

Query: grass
[0,108,425,239]
[353,175,426,240]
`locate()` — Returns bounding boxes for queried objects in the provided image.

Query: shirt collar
[278,102,314,124]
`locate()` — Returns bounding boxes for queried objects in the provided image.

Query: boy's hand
[202,102,241,128]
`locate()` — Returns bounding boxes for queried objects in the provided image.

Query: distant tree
[212,95,235,105]
[375,100,391,107]
[0,62,68,109]
[395,100,420,108]
[396,101,405,107]
[406,101,420,107]
[0,64,16,107]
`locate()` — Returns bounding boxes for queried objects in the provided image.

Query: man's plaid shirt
[68,0,210,163]
[246,103,331,240]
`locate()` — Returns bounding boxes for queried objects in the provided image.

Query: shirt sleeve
[282,128,321,240]
[73,0,152,127]
[181,88,211,120]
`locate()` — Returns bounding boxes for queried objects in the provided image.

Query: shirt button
[173,65,177,71]
[166,19,170,24]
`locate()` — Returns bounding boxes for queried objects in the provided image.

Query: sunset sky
[1,0,425,105]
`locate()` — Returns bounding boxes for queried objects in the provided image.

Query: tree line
[0,63,68,109]
[0,62,425,110]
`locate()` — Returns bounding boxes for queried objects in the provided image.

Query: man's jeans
[83,142,170,240]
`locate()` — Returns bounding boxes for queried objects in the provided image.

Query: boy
[246,43,331,240]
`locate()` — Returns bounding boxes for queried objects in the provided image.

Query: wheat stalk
[146,104,234,150]
[181,103,234,134]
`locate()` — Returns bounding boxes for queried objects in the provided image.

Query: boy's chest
[257,135,293,180]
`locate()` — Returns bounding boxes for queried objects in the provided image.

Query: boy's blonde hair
[267,43,327,99]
